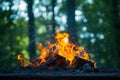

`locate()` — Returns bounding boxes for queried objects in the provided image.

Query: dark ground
[0,65,120,80]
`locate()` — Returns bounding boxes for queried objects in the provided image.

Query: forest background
[0,0,120,70]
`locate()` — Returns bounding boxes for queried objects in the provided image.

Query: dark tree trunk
[27,0,36,60]
[67,0,78,44]
[112,0,120,67]
[51,0,56,43]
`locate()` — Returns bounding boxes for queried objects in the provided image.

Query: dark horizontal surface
[0,73,120,80]
[1,66,120,80]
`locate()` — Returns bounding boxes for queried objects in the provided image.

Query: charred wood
[72,56,95,70]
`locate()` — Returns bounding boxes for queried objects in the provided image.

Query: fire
[17,55,28,67]
[18,30,96,67]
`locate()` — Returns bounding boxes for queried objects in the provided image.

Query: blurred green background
[0,0,120,70]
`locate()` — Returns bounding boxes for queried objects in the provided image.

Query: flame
[17,55,28,67]
[18,30,96,67]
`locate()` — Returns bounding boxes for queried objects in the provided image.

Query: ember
[18,30,96,69]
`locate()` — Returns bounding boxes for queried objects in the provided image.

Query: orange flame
[17,55,28,67]
[18,30,96,67]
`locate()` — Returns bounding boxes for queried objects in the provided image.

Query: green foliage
[0,17,29,69]
[0,0,29,69]
[77,0,118,68]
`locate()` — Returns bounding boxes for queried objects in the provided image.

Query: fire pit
[0,31,120,80]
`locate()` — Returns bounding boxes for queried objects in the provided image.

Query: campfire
[18,30,96,70]
[0,30,120,80]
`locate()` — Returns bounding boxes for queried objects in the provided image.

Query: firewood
[54,55,66,66]
[45,52,58,60]
[72,56,94,69]
[29,58,41,66]
[43,55,70,69]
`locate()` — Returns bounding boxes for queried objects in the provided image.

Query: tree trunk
[27,0,36,60]
[67,0,78,44]
[51,0,56,43]
[112,0,120,68]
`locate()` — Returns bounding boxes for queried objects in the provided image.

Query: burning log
[72,56,95,70]
[43,55,69,69]
[29,58,42,66]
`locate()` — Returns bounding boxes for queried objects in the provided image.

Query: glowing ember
[18,30,96,68]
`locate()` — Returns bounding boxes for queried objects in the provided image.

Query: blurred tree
[0,0,29,69]
[67,0,78,43]
[81,0,118,68]
[112,0,120,68]
[51,0,56,43]
[0,0,15,69]
[26,0,36,60]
